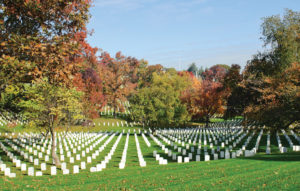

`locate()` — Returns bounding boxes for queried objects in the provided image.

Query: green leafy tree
[19,79,84,166]
[187,63,198,76]
[130,71,191,128]
[136,60,164,89]
[261,9,300,70]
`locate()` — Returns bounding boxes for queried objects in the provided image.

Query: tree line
[1,1,299,134]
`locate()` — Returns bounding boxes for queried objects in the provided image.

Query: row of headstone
[141,132,151,147]
[90,133,122,172]
[119,133,129,169]
[0,111,26,127]
[281,129,294,148]
[153,128,242,163]
[0,141,19,178]
[159,127,245,152]
[290,130,300,144]
[266,132,271,154]
[158,127,245,155]
[11,132,108,167]
[276,132,287,153]
[100,103,131,115]
[3,131,121,176]
[135,133,146,167]
[281,130,300,152]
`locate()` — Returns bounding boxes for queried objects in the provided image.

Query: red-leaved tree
[98,52,139,117]
[181,65,228,125]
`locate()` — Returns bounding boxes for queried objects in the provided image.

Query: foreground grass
[0,152,299,191]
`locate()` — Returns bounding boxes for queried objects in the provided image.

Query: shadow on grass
[239,152,300,162]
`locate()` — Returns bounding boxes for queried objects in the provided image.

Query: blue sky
[87,0,299,70]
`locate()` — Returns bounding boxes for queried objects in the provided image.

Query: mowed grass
[0,117,141,133]
[62,117,139,132]
[0,131,300,190]
[0,152,299,190]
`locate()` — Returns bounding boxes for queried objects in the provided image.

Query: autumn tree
[181,65,228,125]
[180,71,202,120]
[243,63,300,129]
[99,52,139,117]
[241,9,300,129]
[0,0,92,111]
[0,0,93,166]
[130,69,191,128]
[73,68,106,118]
[72,30,106,119]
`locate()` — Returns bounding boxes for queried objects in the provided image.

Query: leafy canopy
[130,70,191,128]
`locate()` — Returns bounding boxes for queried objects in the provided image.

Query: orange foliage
[98,52,139,116]
[181,65,227,123]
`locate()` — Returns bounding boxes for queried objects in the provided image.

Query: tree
[243,9,299,78]
[180,72,202,120]
[73,68,106,118]
[261,9,300,70]
[0,0,92,166]
[136,60,164,89]
[192,80,225,126]
[187,63,198,76]
[241,9,300,128]
[99,52,139,117]
[181,65,228,125]
[198,66,205,79]
[243,63,300,129]
[0,0,92,111]
[130,70,191,128]
[19,78,83,166]
[202,65,228,82]
[222,64,244,119]
[71,28,108,119]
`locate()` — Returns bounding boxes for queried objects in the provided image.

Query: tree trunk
[205,115,209,127]
[113,97,117,118]
[50,128,61,167]
[113,109,116,118]
[243,113,247,128]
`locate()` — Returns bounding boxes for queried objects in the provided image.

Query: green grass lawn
[0,120,299,190]
[0,152,299,190]
[0,130,300,190]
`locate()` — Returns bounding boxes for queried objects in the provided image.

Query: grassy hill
[0,117,141,133]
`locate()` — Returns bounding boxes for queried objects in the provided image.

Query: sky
[87,0,300,70]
